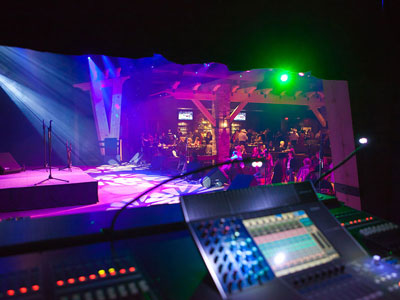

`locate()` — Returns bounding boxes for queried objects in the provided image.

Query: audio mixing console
[1,182,400,300]
[329,202,400,257]
[181,182,400,299]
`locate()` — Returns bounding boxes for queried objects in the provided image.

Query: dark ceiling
[0,0,398,222]
[0,1,396,80]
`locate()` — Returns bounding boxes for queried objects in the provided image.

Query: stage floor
[0,164,222,220]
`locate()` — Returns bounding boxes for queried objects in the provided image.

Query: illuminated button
[89,274,96,280]
[67,278,75,284]
[20,287,28,294]
[56,280,64,286]
[128,267,136,272]
[32,285,40,291]
[7,290,15,296]
[108,268,116,276]
[98,270,106,278]
[119,268,127,274]
[78,276,86,282]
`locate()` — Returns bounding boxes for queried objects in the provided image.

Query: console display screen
[243,210,339,277]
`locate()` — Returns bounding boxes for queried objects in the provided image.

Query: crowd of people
[139,126,334,193]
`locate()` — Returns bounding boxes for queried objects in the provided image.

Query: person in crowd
[193,136,201,147]
[254,132,263,144]
[297,131,305,146]
[278,140,286,152]
[238,129,248,145]
[257,144,265,156]
[267,150,275,184]
[176,128,182,138]
[160,132,169,145]
[288,128,299,145]
[311,151,321,172]
[239,144,247,157]
[296,158,312,182]
[192,129,200,141]
[272,153,287,183]
[247,129,254,143]
[176,136,188,172]
[286,150,296,182]
[167,129,174,143]
[205,140,213,155]
[204,131,213,145]
[267,140,275,152]
[285,140,295,153]
[231,130,240,145]
[252,146,260,158]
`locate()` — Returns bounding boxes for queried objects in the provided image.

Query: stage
[0,167,98,213]
[0,164,222,220]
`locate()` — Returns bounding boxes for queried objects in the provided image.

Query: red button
[129,267,136,272]
[32,285,40,291]
[119,268,126,274]
[89,274,96,280]
[19,287,28,294]
[56,280,64,286]
[67,278,75,284]
[78,276,86,282]
[7,290,15,296]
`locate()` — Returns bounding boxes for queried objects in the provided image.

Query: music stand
[35,121,69,185]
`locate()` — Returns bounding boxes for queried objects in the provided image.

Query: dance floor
[0,164,222,220]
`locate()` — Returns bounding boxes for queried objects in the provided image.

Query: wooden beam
[191,99,216,127]
[193,83,201,91]
[229,101,248,124]
[154,89,325,107]
[310,106,327,127]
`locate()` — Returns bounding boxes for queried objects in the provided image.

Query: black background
[0,1,398,222]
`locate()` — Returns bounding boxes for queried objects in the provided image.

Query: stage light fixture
[359,137,368,144]
[280,74,289,82]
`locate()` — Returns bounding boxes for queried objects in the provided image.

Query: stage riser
[0,181,98,212]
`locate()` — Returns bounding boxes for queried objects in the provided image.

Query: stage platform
[0,167,98,213]
[0,164,222,220]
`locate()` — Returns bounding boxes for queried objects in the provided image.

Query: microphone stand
[59,141,73,171]
[32,120,53,171]
[34,121,69,185]
[314,143,367,186]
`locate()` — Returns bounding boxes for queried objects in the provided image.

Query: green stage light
[280,74,289,82]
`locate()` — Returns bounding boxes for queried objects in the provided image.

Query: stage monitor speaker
[227,174,257,190]
[200,168,228,188]
[0,153,23,175]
